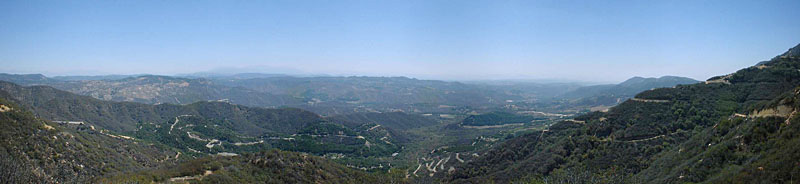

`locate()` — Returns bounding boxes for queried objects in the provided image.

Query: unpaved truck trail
[617,130,685,143]
[631,98,670,103]
[169,170,214,182]
[413,164,422,177]
[169,117,181,134]
[368,124,381,131]
[169,115,192,135]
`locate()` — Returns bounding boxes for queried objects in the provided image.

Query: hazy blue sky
[1,0,799,83]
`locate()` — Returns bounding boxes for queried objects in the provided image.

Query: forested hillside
[0,80,322,133]
[100,150,406,183]
[0,81,407,170]
[449,44,800,183]
[0,98,175,183]
[0,98,405,183]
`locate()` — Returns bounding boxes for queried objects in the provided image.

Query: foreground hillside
[0,92,407,183]
[0,99,175,183]
[0,81,415,169]
[100,149,404,183]
[449,44,800,183]
[0,104,402,183]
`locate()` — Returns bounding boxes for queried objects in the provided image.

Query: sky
[1,0,799,83]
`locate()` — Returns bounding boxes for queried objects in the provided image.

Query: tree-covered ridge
[0,80,324,134]
[449,44,800,183]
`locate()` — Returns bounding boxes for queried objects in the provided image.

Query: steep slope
[449,44,800,183]
[0,98,174,183]
[636,87,800,183]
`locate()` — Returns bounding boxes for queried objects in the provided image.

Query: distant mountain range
[0,72,699,116]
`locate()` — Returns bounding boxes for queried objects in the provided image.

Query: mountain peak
[617,76,698,88]
[620,76,646,84]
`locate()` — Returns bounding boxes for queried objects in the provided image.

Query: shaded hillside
[0,98,174,183]
[100,149,405,183]
[448,44,800,183]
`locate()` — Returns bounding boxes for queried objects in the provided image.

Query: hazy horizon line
[0,69,704,85]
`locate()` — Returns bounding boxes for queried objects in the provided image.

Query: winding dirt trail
[169,115,193,135]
